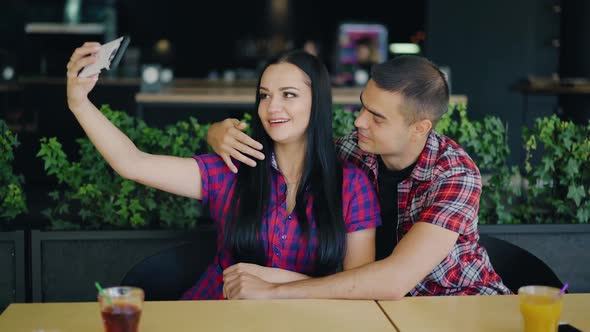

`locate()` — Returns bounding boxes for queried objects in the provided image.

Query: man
[208,55,511,300]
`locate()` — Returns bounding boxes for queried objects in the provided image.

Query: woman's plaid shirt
[181,154,381,300]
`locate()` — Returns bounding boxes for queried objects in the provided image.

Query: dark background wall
[0,0,426,77]
[290,1,425,73]
[560,0,590,124]
[425,0,561,166]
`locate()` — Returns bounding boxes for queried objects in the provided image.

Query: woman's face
[258,63,312,145]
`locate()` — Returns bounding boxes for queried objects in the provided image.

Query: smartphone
[78,36,130,78]
[558,323,583,332]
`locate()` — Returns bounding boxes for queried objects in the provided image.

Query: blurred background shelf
[136,87,467,106]
[24,22,105,35]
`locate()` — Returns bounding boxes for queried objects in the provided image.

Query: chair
[121,231,217,301]
[479,234,564,293]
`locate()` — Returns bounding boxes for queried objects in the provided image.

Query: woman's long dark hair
[225,50,345,276]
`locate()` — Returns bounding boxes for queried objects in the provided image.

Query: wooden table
[0,300,395,332]
[378,294,590,332]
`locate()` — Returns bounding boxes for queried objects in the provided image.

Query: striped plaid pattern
[181,153,381,300]
[336,130,512,296]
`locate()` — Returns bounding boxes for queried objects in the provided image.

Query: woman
[66,43,380,300]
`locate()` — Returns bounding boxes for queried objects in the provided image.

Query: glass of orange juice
[518,285,563,332]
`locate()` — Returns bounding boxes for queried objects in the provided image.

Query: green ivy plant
[436,104,520,224]
[333,106,359,139]
[522,115,590,223]
[36,103,589,228]
[0,119,27,226]
[37,105,210,230]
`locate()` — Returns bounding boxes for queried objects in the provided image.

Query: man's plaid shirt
[336,130,512,296]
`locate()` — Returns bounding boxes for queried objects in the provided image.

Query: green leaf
[567,185,586,207]
[576,208,590,223]
[564,158,580,180]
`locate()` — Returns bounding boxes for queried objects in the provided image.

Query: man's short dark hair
[370,55,449,126]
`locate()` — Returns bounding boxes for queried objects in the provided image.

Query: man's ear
[413,119,433,138]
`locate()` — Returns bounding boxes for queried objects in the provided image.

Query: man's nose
[354,108,368,128]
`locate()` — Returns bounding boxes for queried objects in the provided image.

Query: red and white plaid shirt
[336,130,512,296]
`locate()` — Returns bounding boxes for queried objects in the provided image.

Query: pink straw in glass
[553,283,569,302]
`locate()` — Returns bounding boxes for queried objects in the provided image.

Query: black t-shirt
[375,158,416,260]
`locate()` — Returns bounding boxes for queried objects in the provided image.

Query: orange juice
[518,286,563,332]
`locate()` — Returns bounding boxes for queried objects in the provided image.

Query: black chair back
[121,230,217,301]
[479,234,564,293]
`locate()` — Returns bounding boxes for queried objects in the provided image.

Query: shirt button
[281,235,287,240]
[288,215,292,220]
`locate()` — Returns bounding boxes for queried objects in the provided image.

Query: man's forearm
[271,222,459,300]
[273,258,404,300]
[268,268,311,283]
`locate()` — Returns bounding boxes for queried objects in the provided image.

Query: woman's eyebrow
[279,87,300,91]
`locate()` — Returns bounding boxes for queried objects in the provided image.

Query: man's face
[354,80,414,158]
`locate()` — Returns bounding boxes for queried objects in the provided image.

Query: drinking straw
[95,281,114,307]
[553,283,569,302]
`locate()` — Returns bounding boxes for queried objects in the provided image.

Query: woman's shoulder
[194,153,224,167]
[340,160,372,186]
[194,154,241,174]
[341,160,367,177]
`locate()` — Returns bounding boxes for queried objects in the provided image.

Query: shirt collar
[270,151,280,172]
[409,130,440,182]
[367,130,439,183]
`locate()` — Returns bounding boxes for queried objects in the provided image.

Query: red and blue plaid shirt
[181,153,381,300]
[336,130,512,296]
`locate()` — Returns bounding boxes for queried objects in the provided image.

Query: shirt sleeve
[342,163,382,233]
[418,172,481,235]
[193,154,234,206]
